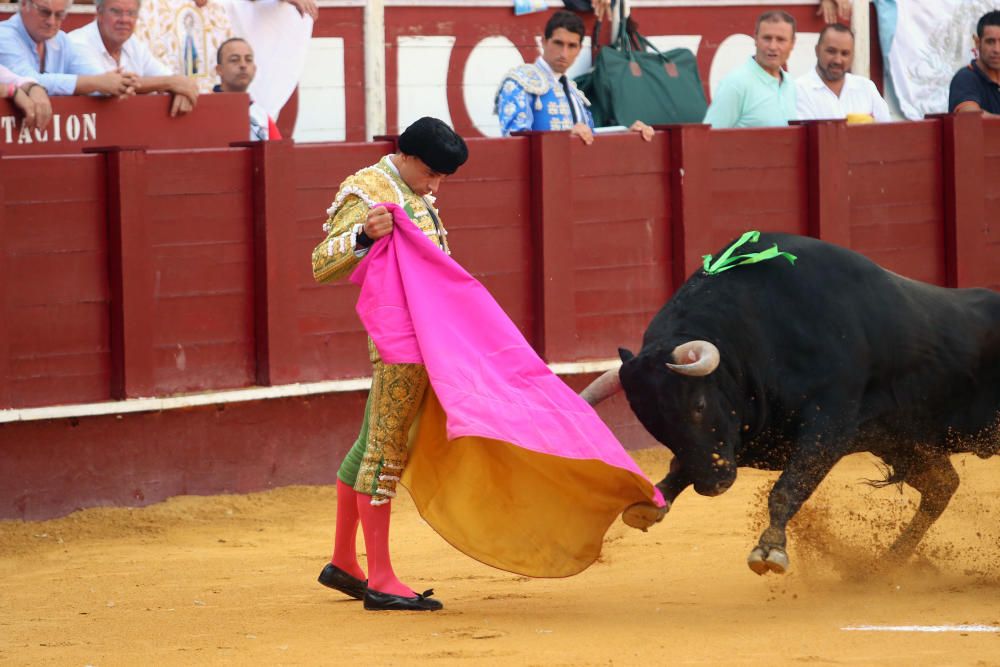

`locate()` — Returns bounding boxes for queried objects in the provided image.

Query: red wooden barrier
[3,120,1000,410]
[1,153,109,408]
[3,116,1000,519]
[984,121,1000,292]
[1,95,248,155]
[846,120,946,284]
[146,148,256,395]
[443,136,535,343]
[293,140,396,382]
[567,131,673,359]
[708,127,810,242]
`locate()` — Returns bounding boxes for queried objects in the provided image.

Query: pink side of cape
[351,204,663,507]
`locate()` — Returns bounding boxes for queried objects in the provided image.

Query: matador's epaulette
[324,164,405,223]
[494,62,551,114]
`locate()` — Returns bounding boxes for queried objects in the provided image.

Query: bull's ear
[618,347,635,362]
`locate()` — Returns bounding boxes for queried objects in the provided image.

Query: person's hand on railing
[7,84,38,131]
[570,122,595,145]
[19,83,52,131]
[168,76,199,116]
[27,83,51,130]
[629,120,654,142]
[817,0,851,24]
[170,93,194,117]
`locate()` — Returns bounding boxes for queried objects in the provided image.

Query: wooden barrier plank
[0,95,248,156]
[237,140,301,387]
[144,150,255,394]
[847,162,941,207]
[0,180,7,408]
[668,124,713,291]
[293,142,393,190]
[846,121,941,164]
[93,147,156,399]
[568,132,671,178]
[522,130,575,362]
[938,113,990,288]
[709,127,805,169]
[707,127,809,244]
[801,120,851,248]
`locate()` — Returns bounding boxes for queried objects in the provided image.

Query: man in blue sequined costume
[496,10,596,143]
[495,9,653,144]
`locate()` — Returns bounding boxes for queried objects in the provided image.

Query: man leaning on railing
[0,0,138,98]
[69,0,199,117]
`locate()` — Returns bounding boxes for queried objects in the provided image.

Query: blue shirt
[703,57,797,129]
[495,58,594,136]
[0,13,103,96]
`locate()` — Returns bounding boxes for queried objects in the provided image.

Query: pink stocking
[330,480,366,581]
[357,496,415,597]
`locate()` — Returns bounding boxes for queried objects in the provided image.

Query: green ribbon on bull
[702,231,797,275]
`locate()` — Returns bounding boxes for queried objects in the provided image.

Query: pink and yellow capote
[350,203,665,578]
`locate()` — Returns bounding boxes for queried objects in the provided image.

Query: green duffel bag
[577,12,708,127]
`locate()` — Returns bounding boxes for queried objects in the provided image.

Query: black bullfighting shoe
[364,588,443,611]
[317,563,367,600]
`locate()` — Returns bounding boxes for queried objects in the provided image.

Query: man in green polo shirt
[704,10,798,128]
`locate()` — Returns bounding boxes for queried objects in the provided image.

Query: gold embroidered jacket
[312,156,450,284]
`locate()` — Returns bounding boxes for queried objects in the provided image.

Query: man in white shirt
[796,23,891,122]
[69,0,199,116]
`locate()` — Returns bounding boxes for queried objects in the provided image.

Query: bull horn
[580,364,623,406]
[665,341,720,377]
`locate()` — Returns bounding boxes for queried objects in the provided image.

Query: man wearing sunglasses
[0,0,139,98]
[69,0,199,116]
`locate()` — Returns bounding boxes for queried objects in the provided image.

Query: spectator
[213,37,280,141]
[948,10,1000,117]
[818,0,851,25]
[1,63,51,130]
[69,0,200,117]
[494,10,652,143]
[796,24,891,123]
[703,10,797,129]
[0,0,137,97]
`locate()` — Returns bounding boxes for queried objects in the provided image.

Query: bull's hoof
[747,546,789,575]
[621,502,668,532]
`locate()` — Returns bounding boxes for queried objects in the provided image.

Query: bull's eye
[692,396,707,421]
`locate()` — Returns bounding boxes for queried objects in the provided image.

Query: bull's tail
[862,459,908,489]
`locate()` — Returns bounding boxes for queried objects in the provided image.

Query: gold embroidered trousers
[337,339,429,503]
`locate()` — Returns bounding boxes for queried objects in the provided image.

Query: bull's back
[654,233,1000,442]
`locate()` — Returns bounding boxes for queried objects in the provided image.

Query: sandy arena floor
[2,447,1000,666]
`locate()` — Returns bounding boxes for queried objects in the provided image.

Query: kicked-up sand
[2,447,1000,666]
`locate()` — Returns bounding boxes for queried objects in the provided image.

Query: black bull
[582,233,1000,575]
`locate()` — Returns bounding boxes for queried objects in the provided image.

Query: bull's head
[582,340,741,497]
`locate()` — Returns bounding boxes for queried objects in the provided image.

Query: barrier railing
[1,110,997,411]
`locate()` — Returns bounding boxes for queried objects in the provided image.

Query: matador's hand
[364,206,394,239]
